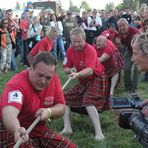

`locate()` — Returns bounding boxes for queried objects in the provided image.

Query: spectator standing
[116,18,140,95]
[87,9,102,44]
[0,19,15,74]
[50,14,66,62]
[63,11,77,51]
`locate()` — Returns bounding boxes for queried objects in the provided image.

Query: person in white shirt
[50,14,66,62]
[87,9,102,44]
[27,16,42,48]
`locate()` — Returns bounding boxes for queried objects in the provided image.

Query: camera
[111,96,148,148]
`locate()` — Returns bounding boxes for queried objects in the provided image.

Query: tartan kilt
[64,73,110,114]
[0,121,77,148]
[105,50,124,78]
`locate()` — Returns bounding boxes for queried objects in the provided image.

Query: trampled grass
[0,62,147,148]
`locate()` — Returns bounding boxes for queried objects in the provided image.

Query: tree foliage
[15,1,21,9]
[69,0,73,8]
[116,0,139,10]
[139,0,148,5]
[80,1,90,12]
[69,0,80,13]
[69,6,80,13]
[105,2,115,11]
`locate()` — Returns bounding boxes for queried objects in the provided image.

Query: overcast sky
[1,0,123,10]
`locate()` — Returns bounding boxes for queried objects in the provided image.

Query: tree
[122,0,139,10]
[80,1,90,12]
[69,6,80,13]
[105,2,115,11]
[139,0,148,5]
[116,0,139,10]
[69,0,73,8]
[69,0,80,13]
[116,3,124,10]
[15,1,21,9]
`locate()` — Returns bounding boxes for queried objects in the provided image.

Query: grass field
[0,62,147,148]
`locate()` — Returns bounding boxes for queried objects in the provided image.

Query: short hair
[117,18,128,25]
[131,33,148,55]
[70,27,86,40]
[0,18,8,28]
[32,52,57,69]
[6,9,13,14]
[46,26,59,38]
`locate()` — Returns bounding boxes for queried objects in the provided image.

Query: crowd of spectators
[0,2,148,94]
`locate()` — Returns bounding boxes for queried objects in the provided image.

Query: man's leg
[86,106,105,141]
[132,64,141,93]
[110,73,119,96]
[124,51,133,91]
[60,106,73,134]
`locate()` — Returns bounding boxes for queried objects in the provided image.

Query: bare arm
[2,106,20,134]
[77,67,93,78]
[35,104,66,120]
[98,53,111,63]
[64,67,77,75]
[2,106,29,142]
[64,67,93,79]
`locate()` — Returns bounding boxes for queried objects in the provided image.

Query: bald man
[94,36,123,96]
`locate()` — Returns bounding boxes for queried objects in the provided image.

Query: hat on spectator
[27,1,33,5]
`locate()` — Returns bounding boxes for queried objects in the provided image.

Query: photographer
[113,33,148,148]
[131,33,148,117]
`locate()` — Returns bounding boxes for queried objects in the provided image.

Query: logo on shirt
[44,96,54,106]
[8,90,23,104]
[79,61,86,68]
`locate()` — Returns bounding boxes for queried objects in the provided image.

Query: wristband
[76,73,79,77]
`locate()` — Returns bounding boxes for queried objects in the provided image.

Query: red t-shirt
[63,43,104,85]
[0,70,65,137]
[117,26,140,51]
[19,19,29,40]
[30,37,53,56]
[101,29,117,41]
[93,41,115,68]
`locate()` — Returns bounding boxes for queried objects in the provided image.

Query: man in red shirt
[101,23,118,43]
[0,52,76,147]
[27,26,58,66]
[94,36,124,96]
[115,18,140,95]
[61,28,109,141]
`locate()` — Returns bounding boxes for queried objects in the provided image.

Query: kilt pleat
[64,74,110,114]
[105,50,124,78]
[0,121,77,148]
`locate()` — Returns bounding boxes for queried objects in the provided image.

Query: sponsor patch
[8,90,23,104]
[44,96,54,106]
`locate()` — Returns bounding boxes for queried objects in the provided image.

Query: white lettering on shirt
[8,90,23,104]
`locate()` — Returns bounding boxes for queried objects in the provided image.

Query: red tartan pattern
[64,74,110,114]
[0,121,77,148]
[105,50,124,78]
